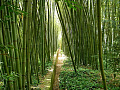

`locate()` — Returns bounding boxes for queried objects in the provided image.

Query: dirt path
[53,51,67,90]
[31,53,57,90]
[31,50,67,90]
[31,66,54,90]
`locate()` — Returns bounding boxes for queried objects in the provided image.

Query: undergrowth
[59,59,120,90]
[31,60,53,86]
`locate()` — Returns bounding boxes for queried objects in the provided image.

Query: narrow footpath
[53,50,67,90]
[31,50,67,90]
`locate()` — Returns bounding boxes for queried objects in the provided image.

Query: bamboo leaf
[0,5,5,10]
[5,15,11,18]
[0,44,14,51]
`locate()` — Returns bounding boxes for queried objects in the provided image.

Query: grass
[59,59,120,90]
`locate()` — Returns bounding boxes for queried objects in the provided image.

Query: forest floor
[31,55,55,90]
[53,51,67,90]
[31,50,120,90]
[31,63,54,90]
[31,50,67,90]
[59,59,120,90]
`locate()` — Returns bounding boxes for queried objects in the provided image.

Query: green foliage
[0,44,14,51]
[64,0,83,10]
[45,61,53,70]
[0,72,18,89]
[0,1,27,23]
[0,5,5,10]
[39,60,53,75]
[59,60,120,90]
[59,69,103,89]
[0,72,18,81]
[31,75,39,86]
[102,36,120,72]
[55,0,82,10]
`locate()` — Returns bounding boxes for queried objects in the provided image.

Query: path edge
[49,50,59,90]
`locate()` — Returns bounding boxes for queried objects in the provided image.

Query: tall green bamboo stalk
[10,0,22,89]
[0,1,13,90]
[26,0,31,88]
[97,0,107,89]
[22,0,28,90]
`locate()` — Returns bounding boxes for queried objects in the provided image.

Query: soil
[31,50,67,90]
[53,51,66,90]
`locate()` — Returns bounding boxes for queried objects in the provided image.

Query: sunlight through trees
[0,0,120,89]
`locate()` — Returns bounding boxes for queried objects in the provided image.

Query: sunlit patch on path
[53,49,67,90]
[31,52,57,90]
[31,50,67,90]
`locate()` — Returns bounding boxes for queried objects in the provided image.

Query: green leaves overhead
[0,5,5,10]
[55,0,82,10]
[7,3,28,15]
[0,2,28,24]
[64,0,83,10]
[0,1,27,19]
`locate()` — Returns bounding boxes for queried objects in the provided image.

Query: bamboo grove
[0,0,120,90]
[0,0,58,90]
[56,0,120,89]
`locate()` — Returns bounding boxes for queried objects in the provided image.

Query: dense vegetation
[59,58,120,90]
[0,0,58,90]
[0,0,120,90]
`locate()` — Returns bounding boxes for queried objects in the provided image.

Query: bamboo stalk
[97,0,107,89]
[56,2,77,73]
